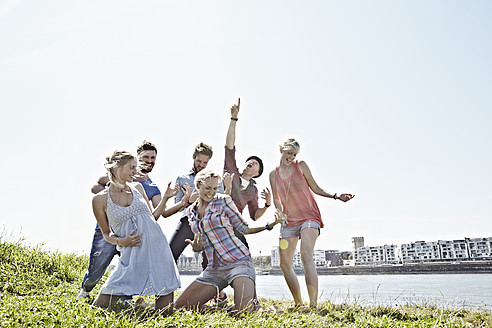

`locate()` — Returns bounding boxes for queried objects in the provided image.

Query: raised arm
[225,98,240,150]
[138,182,182,220]
[298,161,355,202]
[160,183,192,218]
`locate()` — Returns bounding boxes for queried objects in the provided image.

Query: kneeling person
[174,170,282,313]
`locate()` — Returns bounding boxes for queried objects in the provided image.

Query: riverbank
[2,239,491,327]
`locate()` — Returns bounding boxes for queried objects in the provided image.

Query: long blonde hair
[104,150,135,190]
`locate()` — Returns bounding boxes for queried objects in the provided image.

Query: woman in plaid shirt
[175,170,283,313]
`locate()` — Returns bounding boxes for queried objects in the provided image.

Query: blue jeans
[80,228,119,293]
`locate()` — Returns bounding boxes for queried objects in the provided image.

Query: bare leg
[92,294,123,308]
[231,276,258,313]
[155,292,174,313]
[175,281,218,310]
[279,237,303,305]
[300,227,319,307]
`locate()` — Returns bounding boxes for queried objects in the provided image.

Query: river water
[179,274,492,310]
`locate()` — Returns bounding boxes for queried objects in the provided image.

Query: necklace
[283,178,292,203]
[278,165,293,203]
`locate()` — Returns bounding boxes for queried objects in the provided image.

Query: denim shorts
[195,256,256,291]
[280,220,321,239]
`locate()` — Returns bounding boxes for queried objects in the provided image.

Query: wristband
[265,223,273,231]
[333,193,338,200]
[231,117,238,121]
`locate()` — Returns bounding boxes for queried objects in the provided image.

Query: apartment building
[439,239,468,260]
[354,245,398,265]
[466,237,492,259]
[176,253,202,271]
[271,246,280,267]
[400,241,441,263]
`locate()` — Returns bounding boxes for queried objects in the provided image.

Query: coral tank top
[275,161,323,228]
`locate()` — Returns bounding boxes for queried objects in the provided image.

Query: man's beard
[139,163,154,173]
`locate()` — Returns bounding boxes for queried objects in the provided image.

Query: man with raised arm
[204,99,271,306]
[225,98,271,234]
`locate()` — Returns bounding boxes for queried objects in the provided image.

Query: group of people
[79,100,354,313]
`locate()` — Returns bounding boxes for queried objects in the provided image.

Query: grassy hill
[1,236,491,327]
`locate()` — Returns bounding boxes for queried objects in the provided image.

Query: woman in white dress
[92,150,181,311]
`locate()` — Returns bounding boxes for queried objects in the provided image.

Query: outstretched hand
[181,183,193,203]
[274,209,288,227]
[164,182,179,199]
[338,194,355,202]
[185,233,206,252]
[222,172,234,194]
[230,98,240,119]
[261,187,272,207]
[188,189,199,204]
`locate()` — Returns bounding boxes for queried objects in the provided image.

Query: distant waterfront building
[313,250,327,267]
[400,241,441,263]
[271,246,280,267]
[354,245,398,265]
[325,250,347,267]
[272,236,492,268]
[270,247,348,268]
[352,237,364,251]
[177,253,201,271]
[466,237,492,260]
[439,240,469,261]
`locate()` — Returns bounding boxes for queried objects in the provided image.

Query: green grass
[1,234,491,327]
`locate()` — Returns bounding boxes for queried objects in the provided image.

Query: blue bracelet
[265,223,273,231]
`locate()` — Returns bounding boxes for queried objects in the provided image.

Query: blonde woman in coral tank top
[269,138,354,307]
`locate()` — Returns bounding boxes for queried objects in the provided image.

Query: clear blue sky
[1,1,491,257]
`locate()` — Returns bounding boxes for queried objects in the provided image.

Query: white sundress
[99,187,180,296]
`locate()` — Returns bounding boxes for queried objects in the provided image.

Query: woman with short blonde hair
[269,138,354,307]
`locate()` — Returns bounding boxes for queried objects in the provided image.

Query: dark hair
[137,140,157,155]
[246,155,264,178]
[193,142,213,159]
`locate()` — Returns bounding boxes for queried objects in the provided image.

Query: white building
[354,245,398,265]
[466,237,492,259]
[313,250,328,267]
[271,246,280,267]
[177,253,202,271]
[293,251,302,268]
[439,240,468,260]
[400,241,440,263]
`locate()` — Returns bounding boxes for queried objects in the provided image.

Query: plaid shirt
[185,194,250,267]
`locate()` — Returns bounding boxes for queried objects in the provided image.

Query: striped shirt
[185,193,249,267]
